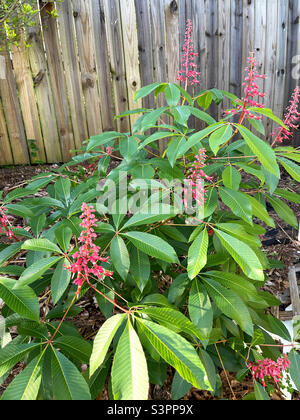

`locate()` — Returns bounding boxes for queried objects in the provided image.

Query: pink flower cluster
[0,208,14,239]
[272,86,300,143]
[248,354,290,388]
[177,19,201,87]
[225,54,266,121]
[66,203,113,297]
[184,149,212,209]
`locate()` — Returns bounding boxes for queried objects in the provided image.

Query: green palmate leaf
[187,229,208,280]
[16,257,63,288]
[124,232,178,263]
[248,196,275,228]
[214,229,264,281]
[209,124,233,155]
[138,132,178,150]
[201,277,253,336]
[130,248,150,292]
[122,208,176,230]
[188,279,213,340]
[266,315,291,342]
[90,314,126,376]
[171,371,192,400]
[54,177,71,204]
[0,278,39,321]
[274,188,300,204]
[134,82,163,102]
[182,106,216,125]
[164,83,181,106]
[111,320,149,400]
[177,123,225,157]
[140,107,169,131]
[86,131,124,151]
[21,239,62,255]
[202,271,259,301]
[0,343,42,378]
[278,157,300,182]
[235,163,265,185]
[238,126,280,177]
[222,166,242,191]
[254,380,270,400]
[219,188,253,225]
[289,350,300,391]
[166,136,187,167]
[110,236,130,280]
[215,223,261,248]
[53,336,92,365]
[51,259,71,305]
[4,204,34,219]
[141,307,206,341]
[54,226,72,253]
[1,354,44,401]
[137,318,212,391]
[203,188,218,219]
[119,136,139,159]
[0,242,23,267]
[51,348,91,401]
[248,107,288,129]
[266,195,298,228]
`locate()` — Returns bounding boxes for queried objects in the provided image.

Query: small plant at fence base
[0,20,300,400]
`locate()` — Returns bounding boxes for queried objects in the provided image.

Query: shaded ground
[0,165,299,400]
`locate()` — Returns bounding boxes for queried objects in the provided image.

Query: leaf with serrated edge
[111,320,149,400]
[137,318,212,391]
[90,314,126,376]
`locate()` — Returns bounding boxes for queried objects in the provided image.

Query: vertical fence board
[135,0,154,110]
[0,50,29,164]
[11,36,46,163]
[120,0,142,127]
[89,0,115,132]
[218,0,231,117]
[27,22,62,163]
[264,0,279,139]
[56,0,88,149]
[40,2,75,162]
[164,0,180,84]
[0,99,13,165]
[103,0,130,133]
[73,0,103,137]
[230,0,243,97]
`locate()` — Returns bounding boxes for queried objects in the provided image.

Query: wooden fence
[0,0,300,165]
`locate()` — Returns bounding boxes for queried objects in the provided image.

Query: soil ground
[0,164,299,400]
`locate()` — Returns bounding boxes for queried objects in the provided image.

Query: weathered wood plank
[119,0,142,127]
[164,0,180,84]
[264,0,279,139]
[11,35,46,163]
[40,2,75,162]
[218,0,231,116]
[27,21,62,163]
[56,0,88,149]
[0,99,13,165]
[135,0,154,110]
[89,0,116,131]
[103,0,130,132]
[230,0,243,98]
[0,49,29,164]
[288,266,300,317]
[73,0,103,137]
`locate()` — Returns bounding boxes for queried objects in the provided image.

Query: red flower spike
[272,86,300,143]
[225,53,266,121]
[65,203,113,297]
[248,354,290,388]
[183,149,213,210]
[177,19,201,88]
[0,208,14,239]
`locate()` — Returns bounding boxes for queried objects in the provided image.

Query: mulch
[0,164,299,400]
